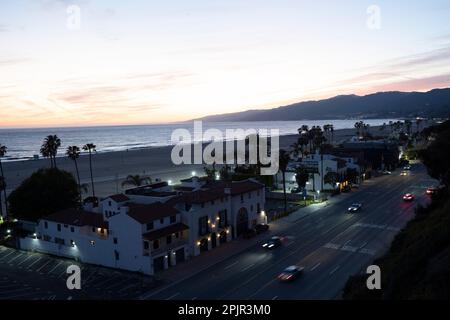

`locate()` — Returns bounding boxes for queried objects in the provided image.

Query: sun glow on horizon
[1,0,450,128]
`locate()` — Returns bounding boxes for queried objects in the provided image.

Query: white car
[348,203,362,213]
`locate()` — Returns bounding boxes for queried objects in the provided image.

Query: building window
[153,239,160,250]
[70,227,74,233]
[166,235,172,244]
[108,201,112,206]
[240,194,244,203]
[113,237,118,244]
[248,192,251,199]
[170,215,176,223]
[70,240,75,247]
[64,224,68,228]
[198,216,209,236]
[114,251,119,260]
[44,221,48,229]
[90,240,95,246]
[57,224,61,232]
[146,221,154,231]
[160,218,164,224]
[143,241,149,250]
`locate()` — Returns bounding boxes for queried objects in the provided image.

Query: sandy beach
[2,126,381,198]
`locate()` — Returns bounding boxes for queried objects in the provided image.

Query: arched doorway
[219,231,227,244]
[236,207,249,237]
[200,238,208,253]
[211,232,217,248]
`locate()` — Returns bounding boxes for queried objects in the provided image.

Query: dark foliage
[8,168,79,222]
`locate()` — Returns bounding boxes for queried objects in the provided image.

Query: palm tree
[66,146,82,204]
[279,149,290,214]
[83,143,96,199]
[122,175,152,188]
[0,144,7,218]
[40,135,61,168]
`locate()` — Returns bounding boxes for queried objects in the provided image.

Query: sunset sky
[1,0,450,128]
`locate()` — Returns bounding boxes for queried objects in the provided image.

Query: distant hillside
[196,88,450,121]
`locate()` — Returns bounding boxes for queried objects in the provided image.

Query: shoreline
[2,125,387,198]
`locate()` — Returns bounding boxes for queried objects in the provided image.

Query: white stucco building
[20,178,266,275]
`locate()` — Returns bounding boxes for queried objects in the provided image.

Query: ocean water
[0,119,397,161]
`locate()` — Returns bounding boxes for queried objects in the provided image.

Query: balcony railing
[144,239,188,257]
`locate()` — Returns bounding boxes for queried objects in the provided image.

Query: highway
[144,162,436,300]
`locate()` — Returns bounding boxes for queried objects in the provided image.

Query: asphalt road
[143,163,436,300]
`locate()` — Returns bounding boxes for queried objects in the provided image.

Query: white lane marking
[341,245,358,252]
[7,253,24,264]
[310,262,321,271]
[359,242,368,249]
[329,265,340,275]
[359,248,376,256]
[17,254,36,266]
[117,283,136,293]
[192,297,197,300]
[272,296,278,300]
[241,263,255,272]
[28,257,42,268]
[48,261,63,274]
[324,243,340,250]
[224,261,239,270]
[0,251,15,260]
[166,292,180,300]
[36,260,53,272]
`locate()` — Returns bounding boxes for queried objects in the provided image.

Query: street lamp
[168,180,172,185]
[191,171,196,177]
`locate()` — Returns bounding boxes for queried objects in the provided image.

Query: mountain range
[196,88,450,122]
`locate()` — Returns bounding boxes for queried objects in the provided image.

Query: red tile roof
[142,223,189,241]
[127,202,179,224]
[43,209,108,229]
[108,194,130,203]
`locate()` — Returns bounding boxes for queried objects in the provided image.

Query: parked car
[400,170,409,176]
[403,165,412,171]
[403,193,415,202]
[255,223,270,234]
[278,266,304,282]
[382,170,392,175]
[262,236,282,249]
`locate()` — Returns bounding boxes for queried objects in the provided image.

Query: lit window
[90,240,95,245]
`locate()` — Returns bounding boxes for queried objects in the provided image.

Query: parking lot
[0,245,160,300]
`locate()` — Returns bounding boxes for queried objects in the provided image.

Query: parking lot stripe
[47,261,63,274]
[17,254,36,266]
[0,250,15,261]
[36,260,53,272]
[28,257,42,269]
[7,253,24,264]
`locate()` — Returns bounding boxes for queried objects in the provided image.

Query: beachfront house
[19,179,266,275]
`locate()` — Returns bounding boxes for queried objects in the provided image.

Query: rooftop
[43,209,108,229]
[127,202,179,224]
[142,223,189,241]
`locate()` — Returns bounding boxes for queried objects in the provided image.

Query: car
[290,187,301,194]
[403,165,412,171]
[255,223,270,234]
[426,187,438,195]
[342,185,351,193]
[262,236,282,249]
[382,170,392,175]
[348,203,362,213]
[278,265,304,282]
[403,193,415,201]
[400,170,409,176]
